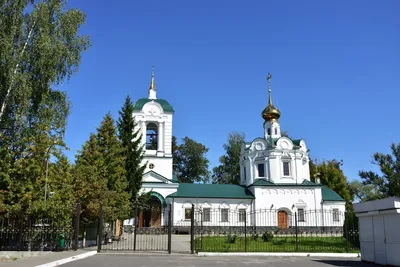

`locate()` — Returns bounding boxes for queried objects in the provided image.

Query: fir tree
[96,113,130,221]
[117,96,147,204]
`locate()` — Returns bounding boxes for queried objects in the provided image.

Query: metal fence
[98,205,172,252]
[192,207,359,253]
[0,210,80,251]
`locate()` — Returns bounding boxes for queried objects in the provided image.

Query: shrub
[272,238,287,245]
[226,234,237,244]
[262,231,274,242]
[251,233,259,241]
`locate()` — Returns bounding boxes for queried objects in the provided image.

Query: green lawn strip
[194,236,359,253]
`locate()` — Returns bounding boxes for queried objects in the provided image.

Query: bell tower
[262,73,281,144]
[132,66,175,180]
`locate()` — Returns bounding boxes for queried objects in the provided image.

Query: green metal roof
[150,191,167,207]
[167,183,255,199]
[321,186,344,201]
[133,98,174,113]
[172,173,179,183]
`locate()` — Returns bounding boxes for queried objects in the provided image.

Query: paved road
[63,254,375,267]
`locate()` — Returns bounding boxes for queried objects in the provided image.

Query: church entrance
[277,210,289,229]
[138,196,162,228]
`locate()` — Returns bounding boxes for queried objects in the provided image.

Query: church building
[126,69,345,230]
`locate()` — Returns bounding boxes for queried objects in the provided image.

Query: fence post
[190,204,195,254]
[74,203,80,251]
[200,210,203,251]
[97,204,103,253]
[295,212,298,252]
[168,205,172,254]
[345,212,349,253]
[134,206,138,251]
[244,211,247,252]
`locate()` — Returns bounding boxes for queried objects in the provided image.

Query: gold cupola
[261,73,281,121]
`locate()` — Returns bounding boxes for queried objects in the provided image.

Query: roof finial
[148,65,157,99]
[149,65,156,90]
[267,72,272,105]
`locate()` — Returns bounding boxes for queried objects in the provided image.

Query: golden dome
[262,103,280,121]
[261,73,281,121]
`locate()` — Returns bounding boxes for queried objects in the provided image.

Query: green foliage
[348,180,383,202]
[117,96,147,204]
[226,234,237,244]
[74,114,130,223]
[0,0,90,125]
[272,238,287,245]
[212,132,245,185]
[262,231,274,242]
[358,142,400,199]
[0,0,90,223]
[251,233,259,241]
[174,137,210,183]
[310,159,354,211]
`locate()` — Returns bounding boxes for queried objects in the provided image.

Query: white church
[127,70,345,231]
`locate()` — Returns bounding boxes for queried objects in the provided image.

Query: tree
[74,114,130,223]
[311,159,354,211]
[95,113,130,221]
[349,180,383,202]
[0,0,90,125]
[0,0,89,219]
[74,134,105,223]
[174,137,210,183]
[358,142,400,199]
[117,96,147,204]
[212,132,245,185]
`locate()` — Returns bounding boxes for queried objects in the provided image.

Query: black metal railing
[192,207,359,253]
[99,205,172,253]
[0,216,75,251]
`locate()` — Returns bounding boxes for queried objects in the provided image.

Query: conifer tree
[117,96,146,204]
[75,114,130,223]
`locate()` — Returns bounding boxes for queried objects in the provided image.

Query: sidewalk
[0,249,96,267]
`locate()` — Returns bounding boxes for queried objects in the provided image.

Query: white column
[157,122,164,152]
[141,121,146,148]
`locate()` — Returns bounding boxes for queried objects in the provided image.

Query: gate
[98,204,172,252]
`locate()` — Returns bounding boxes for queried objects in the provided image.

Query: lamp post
[44,142,57,202]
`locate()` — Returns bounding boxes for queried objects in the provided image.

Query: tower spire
[148,65,157,99]
[261,72,281,121]
[267,72,272,105]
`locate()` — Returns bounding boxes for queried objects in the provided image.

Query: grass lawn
[194,235,360,253]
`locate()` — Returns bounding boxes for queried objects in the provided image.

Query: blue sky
[62,0,399,182]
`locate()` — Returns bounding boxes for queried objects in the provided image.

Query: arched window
[267,128,271,135]
[275,128,278,135]
[146,123,158,150]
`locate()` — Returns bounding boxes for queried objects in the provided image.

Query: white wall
[171,198,253,227]
[143,157,173,181]
[357,208,400,266]
[253,187,345,227]
[240,137,311,186]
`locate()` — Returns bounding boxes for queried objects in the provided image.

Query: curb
[35,251,97,267]
[197,252,361,258]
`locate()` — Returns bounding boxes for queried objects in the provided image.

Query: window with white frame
[267,128,271,135]
[333,209,339,221]
[221,209,229,222]
[239,209,246,222]
[283,161,290,176]
[203,208,211,222]
[184,208,192,220]
[244,167,247,181]
[298,208,305,222]
[257,163,265,177]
